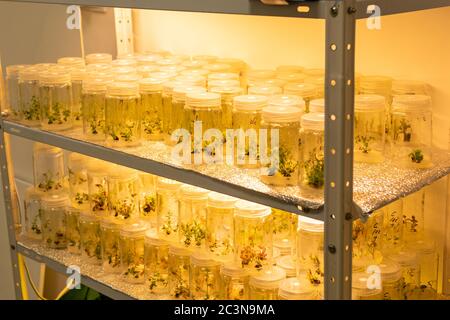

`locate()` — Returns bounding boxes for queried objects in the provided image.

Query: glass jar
[354,95,386,163]
[82,77,111,141]
[24,186,43,240]
[360,75,393,103]
[352,272,383,300]
[178,185,209,250]
[297,216,324,288]
[145,230,170,294]
[278,277,317,300]
[39,71,73,131]
[408,239,438,297]
[168,245,192,299]
[283,83,318,113]
[271,208,297,255]
[392,80,429,96]
[352,210,384,267]
[85,53,113,65]
[139,78,165,140]
[206,192,237,262]
[209,86,243,130]
[65,207,81,254]
[402,190,425,243]
[162,81,183,144]
[309,98,324,114]
[248,85,282,97]
[79,212,101,265]
[156,178,182,242]
[105,82,141,147]
[33,143,65,193]
[171,85,206,134]
[108,167,140,222]
[69,67,86,126]
[260,105,302,186]
[379,260,403,300]
[138,173,157,224]
[100,217,122,274]
[68,152,90,210]
[382,200,403,251]
[299,113,325,192]
[391,95,433,168]
[87,159,111,216]
[220,262,249,300]
[18,67,41,126]
[119,222,147,283]
[6,64,27,119]
[276,255,296,278]
[232,95,268,168]
[249,266,286,300]
[190,252,222,300]
[41,194,70,249]
[234,200,273,272]
[387,251,420,299]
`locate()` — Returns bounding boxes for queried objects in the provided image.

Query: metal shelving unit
[1,0,450,300]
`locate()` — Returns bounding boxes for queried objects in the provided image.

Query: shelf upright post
[323,0,356,300]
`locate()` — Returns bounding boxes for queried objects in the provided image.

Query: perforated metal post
[323,0,356,300]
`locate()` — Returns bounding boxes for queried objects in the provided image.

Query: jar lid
[278,278,316,300]
[301,113,325,131]
[156,177,182,190]
[276,65,304,74]
[173,85,207,102]
[262,105,302,123]
[79,211,100,222]
[207,192,238,208]
[249,267,286,290]
[156,58,180,67]
[273,241,293,255]
[379,260,402,282]
[19,67,39,81]
[248,85,282,97]
[112,66,137,76]
[41,193,70,209]
[190,252,220,267]
[147,71,177,81]
[107,81,139,96]
[117,52,137,60]
[68,152,90,171]
[233,94,268,111]
[57,57,85,68]
[203,63,232,73]
[250,78,286,88]
[39,71,71,85]
[136,53,162,65]
[208,72,239,82]
[137,65,160,77]
[174,74,206,87]
[209,86,243,101]
[115,73,142,83]
[100,217,123,229]
[193,55,217,63]
[298,216,324,232]
[392,79,428,95]
[85,53,113,65]
[284,83,318,98]
[34,63,57,72]
[186,92,221,108]
[221,262,248,277]
[248,69,276,80]
[208,79,240,89]
[69,67,86,81]
[392,94,432,112]
[352,272,383,297]
[83,77,111,92]
[386,251,417,267]
[309,98,324,113]
[25,186,44,200]
[169,244,192,256]
[276,255,296,277]
[139,77,165,92]
[86,63,113,73]
[179,184,210,199]
[303,68,324,77]
[182,60,207,69]
[234,200,271,218]
[145,229,169,246]
[120,222,148,237]
[355,94,386,111]
[360,75,392,89]
[6,64,28,77]
[180,69,210,77]
[111,59,137,68]
[268,94,305,109]
[276,72,306,83]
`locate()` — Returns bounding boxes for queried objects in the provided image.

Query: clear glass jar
[408,239,438,298]
[220,262,249,300]
[138,173,157,224]
[260,105,302,186]
[6,64,27,119]
[309,98,324,114]
[105,82,141,147]
[156,178,182,242]
[190,252,222,300]
[379,260,403,300]
[392,80,429,96]
[87,159,111,216]
[108,167,140,222]
[382,200,403,251]
[215,58,247,84]
[41,194,70,249]
[283,83,318,113]
[249,266,286,300]
[178,185,209,250]
[387,251,420,299]
[145,230,170,294]
[79,212,101,265]
[278,277,317,300]
[391,95,433,168]
[168,245,192,299]
[248,85,282,97]
[39,71,73,131]
[352,272,383,300]
[24,186,43,240]
[360,75,393,103]
[119,222,147,283]
[33,143,65,193]
[276,255,296,278]
[85,53,113,65]
[234,200,273,272]
[352,210,383,267]
[232,95,268,168]
[171,85,206,135]
[100,218,122,274]
[297,216,324,288]
[206,192,237,262]
[68,152,90,210]
[299,113,325,192]
[271,208,297,255]
[161,81,185,144]
[139,78,165,140]
[82,77,111,141]
[18,67,41,126]
[354,95,386,163]
[69,67,86,127]
[402,190,425,243]
[65,207,81,254]
[210,86,243,130]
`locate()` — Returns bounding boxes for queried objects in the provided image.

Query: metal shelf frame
[1,0,449,301]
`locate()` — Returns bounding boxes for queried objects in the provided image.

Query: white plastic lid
[83,77,111,92]
[208,79,240,89]
[137,65,160,77]
[221,262,248,277]
[298,216,324,233]
[157,177,182,190]
[179,184,210,200]
[69,67,86,81]
[284,83,318,98]
[120,222,148,238]
[41,193,70,209]
[209,86,243,102]
[85,53,113,65]
[207,192,238,208]
[174,74,206,87]
[34,63,57,72]
[387,251,417,267]
[233,94,268,112]
[250,78,287,88]
[355,94,386,111]
[249,266,286,290]
[248,85,282,97]
[208,72,239,81]
[148,71,177,81]
[190,252,221,267]
[277,72,306,83]
[301,113,325,131]
[182,60,207,69]
[278,278,317,300]
[276,65,304,74]
[57,57,85,68]
[159,65,186,74]
[156,58,180,67]
[139,77,165,92]
[268,94,305,109]
[262,105,302,123]
[173,85,207,102]
[86,63,112,74]
[379,260,402,282]
[186,92,221,109]
[39,71,71,85]
[180,69,210,77]
[114,73,142,83]
[106,81,139,96]
[7,64,28,77]
[162,80,188,95]
[234,200,271,218]
[392,79,428,95]
[111,59,137,68]
[145,229,169,246]
[276,255,296,277]
[203,63,232,73]
[112,66,137,76]
[169,244,192,256]
[19,67,39,81]
[248,69,276,80]
[392,94,432,113]
[309,98,324,113]
[352,272,383,297]
[136,53,162,65]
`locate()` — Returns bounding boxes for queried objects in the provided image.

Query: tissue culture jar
[379,262,403,300]
[18,67,41,126]
[249,267,286,300]
[139,78,164,140]
[108,169,139,222]
[71,77,84,126]
[220,263,249,300]
[145,231,170,293]
[278,278,318,300]
[65,207,81,254]
[387,251,420,299]
[119,223,147,283]
[24,187,43,240]
[100,218,122,274]
[6,65,26,119]
[168,246,191,299]
[82,78,108,141]
[190,254,222,300]
[68,153,90,210]
[33,144,64,193]
[41,194,69,249]
[402,190,425,243]
[352,273,383,300]
[271,209,297,254]
[156,178,182,242]
[413,240,438,295]
[171,86,206,138]
[382,200,403,251]
[138,173,157,224]
[79,213,102,265]
[87,162,110,216]
[210,86,243,130]
[352,210,384,267]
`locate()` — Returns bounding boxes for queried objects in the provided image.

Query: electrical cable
[17,254,29,300]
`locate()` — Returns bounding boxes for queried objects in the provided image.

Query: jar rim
[85,53,113,64]
[234,200,271,218]
[298,216,324,232]
[262,105,302,123]
[249,267,286,289]
[173,85,206,102]
[207,192,238,208]
[190,252,221,267]
[120,222,148,237]
[278,277,317,300]
[248,85,282,97]
[301,112,325,131]
[233,94,268,111]
[268,94,305,109]
[186,91,221,108]
[355,94,386,111]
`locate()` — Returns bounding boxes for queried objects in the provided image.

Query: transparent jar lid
[309,98,324,113]
[34,63,57,72]
[112,66,136,76]
[6,64,28,77]
[208,72,239,82]
[387,251,417,268]
[233,94,268,112]
[25,186,44,200]
[115,73,142,83]
[100,217,123,230]
[208,79,240,89]
[19,67,39,81]
[39,71,71,85]
[276,65,304,75]
[174,74,206,87]
[145,229,169,246]
[298,216,324,233]
[158,65,186,74]
[392,79,428,95]
[392,94,432,113]
[83,77,112,92]
[117,52,137,60]
[276,73,306,83]
[137,65,160,77]
[273,241,292,255]
[106,81,139,96]
[173,85,207,102]
[203,63,232,73]
[234,200,271,218]
[207,192,238,208]
[169,244,192,256]
[162,80,189,95]
[156,177,182,190]
[85,53,113,65]
[249,266,286,290]
[147,71,177,81]
[139,77,165,92]
[247,69,276,80]
[221,262,249,277]
[276,255,296,277]
[284,83,318,98]
[186,92,221,109]
[304,76,325,87]
[190,252,221,267]
[355,94,386,111]
[216,58,247,70]
[57,57,85,68]
[41,193,70,209]
[66,206,83,215]
[182,60,207,69]
[250,78,286,88]
[408,239,436,254]
[278,278,316,300]
[268,94,305,109]
[120,222,148,238]
[301,113,325,131]
[179,184,210,200]
[262,105,302,123]
[379,260,402,282]
[111,59,137,68]
[180,69,210,77]
[248,85,282,97]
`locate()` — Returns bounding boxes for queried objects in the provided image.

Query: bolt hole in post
[331,44,337,51]
[330,114,336,121]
